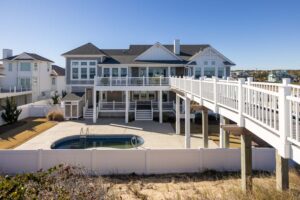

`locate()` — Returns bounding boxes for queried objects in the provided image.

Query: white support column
[219,115,225,148]
[278,78,291,158]
[185,98,191,148]
[176,94,180,135]
[237,78,245,127]
[93,88,97,123]
[219,115,230,148]
[159,90,163,123]
[125,90,129,123]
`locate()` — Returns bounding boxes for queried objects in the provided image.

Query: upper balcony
[94,76,170,91]
[0,86,32,98]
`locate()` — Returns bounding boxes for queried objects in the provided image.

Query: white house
[61,39,235,120]
[0,49,64,102]
[51,65,66,96]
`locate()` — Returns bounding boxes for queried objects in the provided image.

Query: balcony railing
[0,86,31,93]
[95,76,170,87]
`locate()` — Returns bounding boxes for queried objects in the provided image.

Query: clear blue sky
[0,0,299,69]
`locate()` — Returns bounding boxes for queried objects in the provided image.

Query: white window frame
[70,60,97,80]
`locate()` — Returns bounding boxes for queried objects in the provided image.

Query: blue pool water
[51,134,144,149]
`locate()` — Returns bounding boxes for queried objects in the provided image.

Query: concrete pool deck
[16,119,218,150]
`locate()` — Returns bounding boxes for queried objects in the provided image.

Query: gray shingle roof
[3,53,53,62]
[62,43,211,65]
[62,43,106,56]
[61,93,83,101]
[52,65,65,76]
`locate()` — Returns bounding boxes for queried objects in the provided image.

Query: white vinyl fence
[0,148,275,175]
[0,101,60,126]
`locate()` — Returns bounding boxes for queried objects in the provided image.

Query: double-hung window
[81,68,87,79]
[112,68,118,77]
[72,68,79,79]
[89,68,96,79]
[103,68,110,77]
[20,62,31,71]
[121,68,127,77]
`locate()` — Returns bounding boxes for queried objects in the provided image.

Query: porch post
[202,109,208,148]
[125,90,129,123]
[241,133,252,192]
[185,98,191,148]
[93,88,97,123]
[159,90,163,123]
[176,94,180,134]
[276,150,289,191]
[219,115,230,148]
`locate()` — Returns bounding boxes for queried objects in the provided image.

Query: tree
[1,97,22,124]
[51,92,60,105]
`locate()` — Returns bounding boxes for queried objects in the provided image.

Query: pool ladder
[80,127,89,138]
[131,136,138,149]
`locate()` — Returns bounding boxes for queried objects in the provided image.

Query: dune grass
[1,165,299,200]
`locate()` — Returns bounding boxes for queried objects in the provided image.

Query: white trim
[63,55,104,58]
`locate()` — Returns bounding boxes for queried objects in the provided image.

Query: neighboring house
[268,70,291,83]
[51,65,66,96]
[61,40,235,120]
[0,49,56,102]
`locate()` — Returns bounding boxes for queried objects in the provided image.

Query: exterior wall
[107,91,124,102]
[53,76,66,96]
[66,57,102,85]
[192,48,231,79]
[32,61,53,101]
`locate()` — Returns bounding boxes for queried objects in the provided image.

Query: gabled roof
[61,42,236,65]
[51,65,65,76]
[3,52,53,62]
[61,93,83,101]
[134,42,183,61]
[62,43,106,56]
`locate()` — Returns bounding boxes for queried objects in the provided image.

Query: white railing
[95,76,170,87]
[170,76,300,160]
[287,84,300,146]
[83,100,88,115]
[0,86,32,93]
[98,101,174,112]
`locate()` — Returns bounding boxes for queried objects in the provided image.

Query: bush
[47,111,64,121]
[1,97,22,124]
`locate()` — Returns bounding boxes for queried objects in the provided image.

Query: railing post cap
[282,78,290,85]
[247,77,253,82]
[238,78,245,83]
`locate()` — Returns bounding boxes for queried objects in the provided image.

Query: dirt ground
[0,118,57,149]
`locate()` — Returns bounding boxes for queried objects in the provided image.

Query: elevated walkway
[170,76,300,165]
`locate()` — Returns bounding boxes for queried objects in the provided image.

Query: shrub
[47,111,64,121]
[1,97,22,124]
[51,92,60,105]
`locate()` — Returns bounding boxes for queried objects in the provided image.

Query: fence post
[213,77,218,112]
[159,76,162,86]
[113,100,115,110]
[278,78,291,158]
[238,78,245,127]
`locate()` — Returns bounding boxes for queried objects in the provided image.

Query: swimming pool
[50,134,144,149]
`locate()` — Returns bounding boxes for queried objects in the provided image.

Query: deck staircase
[135,109,153,121]
[84,108,93,119]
